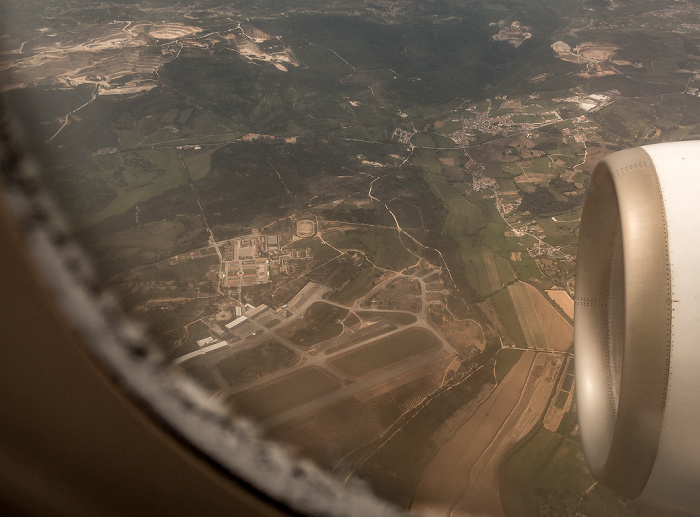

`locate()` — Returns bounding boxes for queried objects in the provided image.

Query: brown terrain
[411,351,564,516]
[411,351,536,516]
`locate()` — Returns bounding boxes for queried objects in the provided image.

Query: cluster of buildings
[528,241,574,263]
[224,303,269,331]
[685,86,700,97]
[448,105,563,146]
[496,195,520,217]
[222,235,275,288]
[221,234,314,287]
[391,128,414,145]
[472,174,497,192]
[174,302,275,365]
[456,111,514,145]
[555,92,617,113]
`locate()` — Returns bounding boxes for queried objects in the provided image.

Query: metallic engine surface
[575,146,671,498]
[575,141,700,513]
[638,142,700,512]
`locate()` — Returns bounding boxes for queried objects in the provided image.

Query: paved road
[204,263,465,428]
[260,348,454,429]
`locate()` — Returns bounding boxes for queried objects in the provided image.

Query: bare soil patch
[468,354,563,490]
[546,289,575,319]
[575,43,619,62]
[491,22,532,48]
[441,319,486,357]
[296,219,316,237]
[411,351,535,514]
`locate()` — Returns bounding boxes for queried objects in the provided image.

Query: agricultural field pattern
[3,0,700,515]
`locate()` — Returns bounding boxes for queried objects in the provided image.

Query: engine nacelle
[575,141,700,513]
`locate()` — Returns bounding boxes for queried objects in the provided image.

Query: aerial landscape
[2,0,700,515]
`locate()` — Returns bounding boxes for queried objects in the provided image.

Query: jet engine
[575,141,700,513]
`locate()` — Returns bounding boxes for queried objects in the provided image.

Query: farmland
[495,349,525,382]
[411,351,536,515]
[487,282,572,350]
[546,289,575,320]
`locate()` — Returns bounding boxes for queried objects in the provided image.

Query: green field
[411,132,456,148]
[484,163,514,179]
[97,218,207,255]
[500,425,656,517]
[326,227,415,271]
[328,267,388,305]
[478,221,521,256]
[535,214,580,248]
[501,163,523,176]
[82,149,188,227]
[181,147,215,181]
[442,201,485,238]
[458,242,515,299]
[154,253,219,283]
[497,178,518,192]
[425,173,484,235]
[489,288,528,347]
[434,120,462,134]
[511,114,538,124]
[495,349,524,382]
[510,253,543,281]
[421,170,519,298]
[554,390,568,409]
[412,148,444,174]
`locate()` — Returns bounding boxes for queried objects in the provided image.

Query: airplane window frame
[0,98,407,517]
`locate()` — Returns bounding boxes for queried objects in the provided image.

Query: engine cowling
[575,141,700,513]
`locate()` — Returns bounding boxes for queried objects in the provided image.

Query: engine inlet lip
[575,146,672,498]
